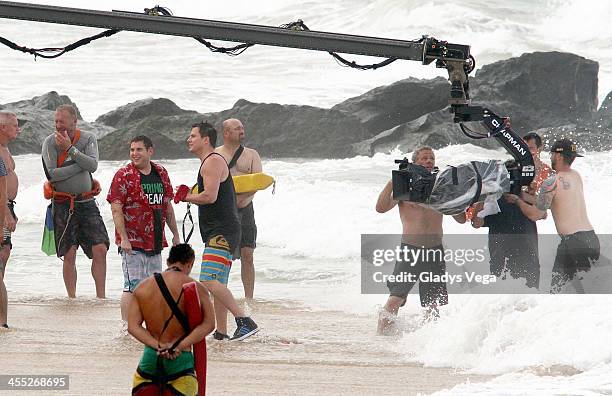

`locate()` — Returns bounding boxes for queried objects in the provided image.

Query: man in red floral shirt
[107,135,180,321]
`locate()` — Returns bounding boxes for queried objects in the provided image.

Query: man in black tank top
[175,121,258,341]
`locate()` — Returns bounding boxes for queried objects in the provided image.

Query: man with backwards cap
[505,138,599,292]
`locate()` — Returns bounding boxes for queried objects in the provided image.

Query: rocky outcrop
[4,51,609,159]
[3,91,113,155]
[96,98,368,160]
[331,77,450,135]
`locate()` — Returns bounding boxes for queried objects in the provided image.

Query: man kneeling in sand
[128,244,214,395]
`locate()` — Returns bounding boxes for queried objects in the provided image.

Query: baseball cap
[550,138,583,157]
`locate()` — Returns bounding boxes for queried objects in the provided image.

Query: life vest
[43,129,101,210]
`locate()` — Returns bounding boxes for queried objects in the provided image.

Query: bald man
[216,119,262,299]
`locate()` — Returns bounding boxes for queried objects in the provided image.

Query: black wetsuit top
[197,153,240,249]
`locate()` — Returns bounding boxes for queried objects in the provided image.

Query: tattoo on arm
[536,175,557,211]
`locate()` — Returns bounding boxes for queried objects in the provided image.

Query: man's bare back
[538,169,593,235]
[133,271,210,352]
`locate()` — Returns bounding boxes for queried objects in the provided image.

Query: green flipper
[41,204,56,256]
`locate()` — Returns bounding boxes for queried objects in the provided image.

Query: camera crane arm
[0,1,533,187]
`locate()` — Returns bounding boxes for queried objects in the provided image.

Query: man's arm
[185,157,223,205]
[165,202,180,246]
[375,180,398,213]
[235,149,262,208]
[504,179,553,222]
[127,290,159,349]
[0,176,6,232]
[68,134,98,173]
[174,282,215,352]
[42,137,82,182]
[110,202,132,254]
[452,213,467,224]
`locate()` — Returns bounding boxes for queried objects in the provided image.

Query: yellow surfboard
[190,173,275,194]
[233,173,275,194]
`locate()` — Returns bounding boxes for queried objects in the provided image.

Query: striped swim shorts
[199,234,233,285]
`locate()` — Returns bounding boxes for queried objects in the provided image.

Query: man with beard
[216,119,262,299]
[506,138,599,292]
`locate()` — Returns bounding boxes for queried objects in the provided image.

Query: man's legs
[377,295,404,335]
[240,247,255,299]
[238,203,257,299]
[213,294,229,336]
[202,280,246,318]
[63,246,78,298]
[91,243,107,299]
[0,244,10,326]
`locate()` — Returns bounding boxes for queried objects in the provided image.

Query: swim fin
[41,204,56,256]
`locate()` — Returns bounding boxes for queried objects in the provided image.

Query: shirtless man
[376,147,448,334]
[0,111,19,329]
[128,244,214,395]
[216,119,262,299]
[505,138,599,292]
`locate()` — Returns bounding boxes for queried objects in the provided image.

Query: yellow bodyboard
[233,173,275,194]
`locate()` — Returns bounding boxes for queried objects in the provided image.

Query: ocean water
[5,146,612,394]
[2,0,612,394]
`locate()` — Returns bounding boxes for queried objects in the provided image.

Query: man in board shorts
[506,138,599,293]
[108,135,180,320]
[216,118,263,299]
[41,105,109,298]
[175,121,258,341]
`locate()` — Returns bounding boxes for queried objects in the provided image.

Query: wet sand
[1,301,493,395]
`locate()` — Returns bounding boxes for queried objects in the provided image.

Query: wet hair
[523,132,543,148]
[56,104,78,119]
[167,244,195,265]
[130,135,153,149]
[411,146,434,162]
[192,121,217,147]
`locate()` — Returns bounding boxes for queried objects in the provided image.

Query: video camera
[391,158,438,202]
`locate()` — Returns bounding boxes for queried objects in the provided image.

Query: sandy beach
[1,301,492,395]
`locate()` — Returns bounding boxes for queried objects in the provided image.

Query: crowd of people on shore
[0,105,602,394]
[0,106,264,394]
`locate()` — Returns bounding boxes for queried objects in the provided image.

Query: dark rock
[2,92,113,155]
[332,77,450,135]
[470,51,599,133]
[97,98,368,160]
[95,98,195,129]
[4,51,609,159]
